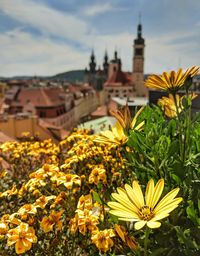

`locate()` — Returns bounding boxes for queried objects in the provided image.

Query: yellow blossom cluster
[70,194,116,253]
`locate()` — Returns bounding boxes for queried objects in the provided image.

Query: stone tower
[132,22,148,97]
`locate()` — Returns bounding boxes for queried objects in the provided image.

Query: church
[84,22,148,100]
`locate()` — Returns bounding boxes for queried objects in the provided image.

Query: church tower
[103,50,109,76]
[89,50,96,73]
[132,21,148,97]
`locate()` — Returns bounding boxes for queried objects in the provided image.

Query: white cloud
[0,27,199,77]
[146,31,200,73]
[0,0,89,41]
[82,2,114,16]
[0,0,199,76]
[0,30,88,76]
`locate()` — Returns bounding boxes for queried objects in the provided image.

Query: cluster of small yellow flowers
[69,194,115,253]
[0,185,18,198]
[40,210,64,233]
[0,139,60,178]
[24,163,81,193]
[70,194,99,235]
[91,229,115,253]
[59,129,129,191]
[7,222,37,254]
[51,171,81,189]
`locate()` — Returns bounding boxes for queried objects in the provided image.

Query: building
[132,23,147,97]
[5,87,75,130]
[85,22,147,101]
[84,50,109,91]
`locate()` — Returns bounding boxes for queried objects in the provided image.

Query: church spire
[137,13,142,39]
[103,50,109,75]
[89,49,96,73]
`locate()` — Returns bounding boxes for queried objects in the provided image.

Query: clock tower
[132,22,148,97]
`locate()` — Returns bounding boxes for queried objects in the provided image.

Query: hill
[52,70,85,83]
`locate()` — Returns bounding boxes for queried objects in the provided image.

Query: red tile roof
[12,87,66,107]
[104,70,132,87]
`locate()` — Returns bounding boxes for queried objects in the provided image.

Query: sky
[0,0,199,77]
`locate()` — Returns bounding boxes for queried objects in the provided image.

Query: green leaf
[151,248,168,256]
[92,191,102,204]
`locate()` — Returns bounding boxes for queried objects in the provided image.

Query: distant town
[0,22,199,143]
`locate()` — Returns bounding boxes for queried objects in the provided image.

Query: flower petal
[134,221,146,230]
[151,179,164,209]
[154,188,180,212]
[125,181,144,209]
[109,210,138,219]
[145,179,154,207]
[147,221,161,229]
[111,192,138,213]
[108,202,138,216]
[155,198,183,215]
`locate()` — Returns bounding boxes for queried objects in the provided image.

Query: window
[39,111,46,118]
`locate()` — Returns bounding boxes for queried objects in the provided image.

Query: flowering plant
[0,66,199,255]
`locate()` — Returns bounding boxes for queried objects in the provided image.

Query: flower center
[139,206,154,221]
[19,231,26,239]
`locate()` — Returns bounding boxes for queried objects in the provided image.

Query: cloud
[0,0,89,41]
[82,2,114,16]
[0,30,88,76]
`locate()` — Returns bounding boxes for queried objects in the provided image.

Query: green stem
[144,226,150,256]
[183,90,191,164]
[172,93,184,162]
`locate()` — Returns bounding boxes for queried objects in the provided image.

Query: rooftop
[112,97,148,106]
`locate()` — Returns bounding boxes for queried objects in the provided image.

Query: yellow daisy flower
[145,66,199,92]
[94,121,128,145]
[158,93,197,118]
[108,179,182,230]
[94,106,144,145]
[158,94,183,118]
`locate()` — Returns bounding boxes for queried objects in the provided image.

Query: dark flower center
[139,205,154,221]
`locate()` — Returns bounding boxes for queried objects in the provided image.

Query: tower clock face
[135,48,143,56]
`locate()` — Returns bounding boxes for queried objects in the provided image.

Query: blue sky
[0,0,199,77]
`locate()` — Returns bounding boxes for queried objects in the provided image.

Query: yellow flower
[51,172,81,189]
[158,94,183,118]
[40,210,64,233]
[77,209,99,235]
[91,229,115,253]
[69,214,78,234]
[158,93,197,118]
[145,66,199,92]
[110,104,145,131]
[115,224,137,251]
[94,121,128,145]
[94,106,144,145]
[50,192,67,209]
[7,223,37,254]
[34,195,56,209]
[77,194,93,211]
[108,179,182,230]
[0,222,9,238]
[89,167,107,185]
[18,204,38,217]
[0,185,18,197]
